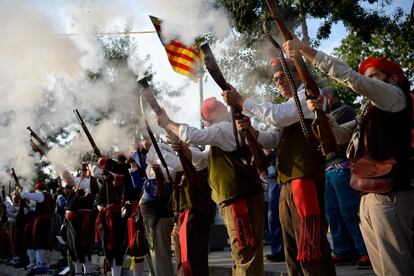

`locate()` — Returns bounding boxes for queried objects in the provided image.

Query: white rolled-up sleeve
[190,147,209,170]
[313,51,406,112]
[243,90,315,128]
[179,122,238,152]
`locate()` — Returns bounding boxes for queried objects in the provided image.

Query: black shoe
[356,255,372,269]
[14,261,27,269]
[332,254,357,266]
[266,253,285,262]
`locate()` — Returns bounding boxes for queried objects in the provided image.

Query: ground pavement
[0,245,374,276]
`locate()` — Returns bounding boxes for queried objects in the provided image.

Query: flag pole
[199,67,204,129]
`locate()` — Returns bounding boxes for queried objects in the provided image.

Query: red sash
[291,178,321,261]
[179,209,192,276]
[229,198,255,249]
[127,201,140,249]
[66,210,95,247]
[95,204,121,250]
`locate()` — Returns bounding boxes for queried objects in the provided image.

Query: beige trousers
[220,194,264,276]
[360,190,414,276]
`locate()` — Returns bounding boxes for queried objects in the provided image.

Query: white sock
[132,261,145,276]
[73,261,82,274]
[27,249,36,265]
[83,256,91,274]
[111,259,122,276]
[36,249,46,266]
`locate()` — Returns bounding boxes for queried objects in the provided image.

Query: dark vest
[65,191,94,211]
[326,102,356,166]
[277,120,325,184]
[35,192,55,216]
[362,99,412,191]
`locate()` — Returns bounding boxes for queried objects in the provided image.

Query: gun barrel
[265,0,338,156]
[139,80,163,115]
[27,126,49,149]
[10,168,21,189]
[73,109,83,123]
[200,43,231,91]
[73,109,102,157]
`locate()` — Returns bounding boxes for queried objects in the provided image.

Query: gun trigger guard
[310,118,322,142]
[304,88,316,100]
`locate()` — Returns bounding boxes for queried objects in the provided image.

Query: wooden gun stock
[73,109,102,157]
[200,43,268,175]
[265,0,337,156]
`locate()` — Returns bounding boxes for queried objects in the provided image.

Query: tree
[333,14,414,84]
[218,0,397,42]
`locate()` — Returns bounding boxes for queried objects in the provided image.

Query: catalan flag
[149,15,202,82]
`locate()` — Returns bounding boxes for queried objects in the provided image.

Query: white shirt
[145,143,177,181]
[243,84,320,128]
[179,121,241,152]
[257,126,281,150]
[72,176,90,193]
[5,198,18,223]
[153,145,209,172]
[21,191,44,203]
[313,51,406,112]
[179,120,280,152]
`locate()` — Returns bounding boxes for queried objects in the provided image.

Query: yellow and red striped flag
[149,15,202,82]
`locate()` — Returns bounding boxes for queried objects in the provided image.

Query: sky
[0,0,411,184]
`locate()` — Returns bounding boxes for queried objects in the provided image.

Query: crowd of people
[0,35,413,276]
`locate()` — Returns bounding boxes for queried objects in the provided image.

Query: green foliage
[219,0,395,42]
[217,0,299,43]
[333,14,414,84]
[304,0,394,41]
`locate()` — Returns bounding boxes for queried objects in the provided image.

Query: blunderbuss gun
[73,109,102,158]
[139,79,217,211]
[1,186,5,201]
[200,43,269,176]
[265,0,337,157]
[11,168,23,191]
[27,126,49,156]
[10,168,27,218]
[138,78,201,187]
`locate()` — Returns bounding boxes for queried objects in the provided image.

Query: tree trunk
[297,0,310,46]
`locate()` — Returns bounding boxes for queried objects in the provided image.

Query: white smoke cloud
[0,0,149,188]
[0,0,84,187]
[142,0,231,46]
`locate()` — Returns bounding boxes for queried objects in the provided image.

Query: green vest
[171,171,192,212]
[277,121,325,184]
[171,169,216,216]
[208,146,263,204]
